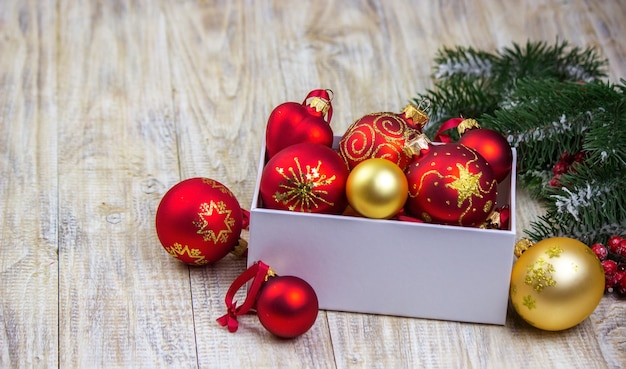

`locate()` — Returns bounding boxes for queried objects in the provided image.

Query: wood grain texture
[0,0,58,367]
[0,0,625,368]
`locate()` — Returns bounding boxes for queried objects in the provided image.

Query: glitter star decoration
[524,257,557,292]
[193,200,235,244]
[273,157,336,212]
[446,162,484,207]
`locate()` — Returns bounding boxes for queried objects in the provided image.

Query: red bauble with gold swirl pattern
[405,143,498,227]
[155,178,244,265]
[338,103,429,171]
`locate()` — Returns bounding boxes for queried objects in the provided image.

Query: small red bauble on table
[260,142,349,214]
[265,89,335,159]
[217,261,319,339]
[256,274,319,338]
[404,135,498,227]
[338,102,430,171]
[155,177,245,265]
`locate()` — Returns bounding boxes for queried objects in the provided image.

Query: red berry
[605,270,625,293]
[559,151,572,163]
[618,274,626,296]
[573,151,586,163]
[552,161,569,175]
[602,259,618,276]
[591,243,608,260]
[616,240,626,258]
[549,175,561,187]
[608,235,623,253]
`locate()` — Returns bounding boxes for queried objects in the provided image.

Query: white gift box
[248,137,517,324]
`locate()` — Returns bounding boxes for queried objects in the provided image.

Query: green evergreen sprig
[415,40,608,136]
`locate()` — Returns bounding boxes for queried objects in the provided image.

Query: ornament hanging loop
[216,261,273,333]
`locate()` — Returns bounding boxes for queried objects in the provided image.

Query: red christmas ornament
[217,261,319,339]
[265,89,334,159]
[155,177,244,265]
[260,142,349,214]
[405,140,498,227]
[456,119,513,183]
[256,275,319,339]
[338,102,430,171]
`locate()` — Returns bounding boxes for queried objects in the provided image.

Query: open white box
[248,137,517,325]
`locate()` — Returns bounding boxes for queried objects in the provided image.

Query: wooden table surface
[1,0,625,368]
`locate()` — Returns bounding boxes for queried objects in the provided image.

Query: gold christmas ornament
[510,237,605,331]
[346,158,408,219]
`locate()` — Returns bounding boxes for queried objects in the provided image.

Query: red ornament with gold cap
[155,177,246,265]
[404,134,498,227]
[456,118,513,183]
[436,117,513,183]
[338,101,430,171]
[265,89,335,159]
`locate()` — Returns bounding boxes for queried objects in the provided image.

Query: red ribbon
[216,261,271,333]
[241,208,251,229]
[434,117,464,143]
[303,89,334,123]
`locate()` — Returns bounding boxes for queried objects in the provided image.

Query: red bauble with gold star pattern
[260,142,349,214]
[405,143,498,227]
[155,177,244,266]
[338,103,430,171]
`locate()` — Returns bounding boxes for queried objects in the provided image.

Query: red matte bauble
[338,105,427,171]
[265,90,334,159]
[256,275,319,338]
[155,178,243,265]
[458,128,513,183]
[405,143,498,227]
[260,142,349,213]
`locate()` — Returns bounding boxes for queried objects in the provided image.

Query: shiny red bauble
[155,177,243,265]
[256,275,319,339]
[458,127,513,183]
[265,89,334,159]
[338,104,428,171]
[260,142,349,214]
[405,143,498,227]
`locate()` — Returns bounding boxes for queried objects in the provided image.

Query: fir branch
[481,79,622,173]
[432,46,496,80]
[414,40,608,134]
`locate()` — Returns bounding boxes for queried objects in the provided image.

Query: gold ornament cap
[480,209,502,229]
[457,118,481,136]
[403,133,431,157]
[514,238,535,258]
[308,96,331,116]
[402,100,430,129]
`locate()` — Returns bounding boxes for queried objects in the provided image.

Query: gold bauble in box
[510,237,605,331]
[345,158,408,219]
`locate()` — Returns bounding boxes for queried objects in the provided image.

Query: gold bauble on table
[510,237,605,331]
[345,158,408,219]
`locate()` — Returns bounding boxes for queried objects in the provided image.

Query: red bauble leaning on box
[155,177,245,265]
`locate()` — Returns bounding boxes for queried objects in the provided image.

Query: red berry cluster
[549,150,586,187]
[591,235,626,296]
